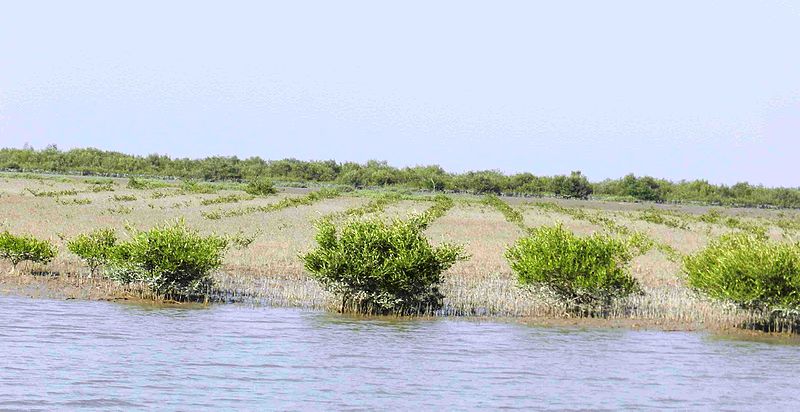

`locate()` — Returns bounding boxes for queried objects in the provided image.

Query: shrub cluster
[302,217,466,315]
[67,222,228,299]
[505,224,641,314]
[684,232,800,312]
[244,177,277,196]
[0,231,57,269]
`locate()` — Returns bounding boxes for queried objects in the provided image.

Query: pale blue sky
[1,1,798,186]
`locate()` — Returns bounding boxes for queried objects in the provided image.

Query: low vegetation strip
[199,193,256,206]
[201,188,341,220]
[481,195,526,230]
[415,194,455,226]
[531,201,681,261]
[325,192,405,220]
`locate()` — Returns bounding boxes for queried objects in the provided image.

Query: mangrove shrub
[67,228,117,276]
[302,217,466,315]
[245,177,277,196]
[0,231,57,269]
[107,221,228,299]
[505,224,641,314]
[685,232,800,312]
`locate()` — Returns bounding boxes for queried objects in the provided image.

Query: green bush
[684,232,800,312]
[505,224,641,314]
[0,232,57,269]
[245,177,277,196]
[302,217,466,315]
[67,228,117,276]
[107,221,228,299]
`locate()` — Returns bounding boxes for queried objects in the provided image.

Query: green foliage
[415,194,455,225]
[67,228,117,275]
[180,180,218,194]
[55,197,92,205]
[685,232,800,312]
[111,194,137,202]
[482,195,525,228]
[302,217,466,315]
[200,193,255,205]
[26,188,78,197]
[6,146,800,208]
[244,177,278,196]
[127,177,170,190]
[90,183,115,192]
[505,225,641,313]
[637,208,689,230]
[107,221,228,299]
[0,231,57,268]
[699,209,722,224]
[202,188,341,220]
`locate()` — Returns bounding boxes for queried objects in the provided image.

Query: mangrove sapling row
[111,194,137,202]
[202,188,341,220]
[302,215,467,315]
[633,209,690,230]
[684,232,800,331]
[127,177,171,190]
[414,194,455,226]
[325,192,405,220]
[531,201,681,261]
[55,197,92,205]
[0,231,57,272]
[505,224,642,316]
[481,195,526,230]
[26,188,79,197]
[200,193,256,206]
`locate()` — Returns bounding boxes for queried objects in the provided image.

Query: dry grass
[0,174,794,331]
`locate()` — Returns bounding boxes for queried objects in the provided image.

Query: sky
[0,0,798,187]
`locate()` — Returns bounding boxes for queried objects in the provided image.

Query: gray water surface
[1,295,799,410]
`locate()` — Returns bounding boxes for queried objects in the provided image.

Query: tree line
[1,145,798,208]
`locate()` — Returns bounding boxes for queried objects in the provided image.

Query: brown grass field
[1,172,799,331]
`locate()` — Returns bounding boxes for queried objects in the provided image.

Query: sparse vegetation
[202,188,341,220]
[111,194,137,202]
[200,193,255,205]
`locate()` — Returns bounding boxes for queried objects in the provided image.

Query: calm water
[1,296,799,411]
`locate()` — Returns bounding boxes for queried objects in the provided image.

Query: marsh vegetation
[1,171,799,333]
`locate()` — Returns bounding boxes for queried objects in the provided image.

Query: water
[1,296,799,411]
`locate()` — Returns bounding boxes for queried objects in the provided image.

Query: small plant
[111,194,137,202]
[67,228,117,276]
[505,224,641,315]
[107,221,228,299]
[302,217,466,315]
[684,232,800,312]
[244,177,278,196]
[0,231,57,271]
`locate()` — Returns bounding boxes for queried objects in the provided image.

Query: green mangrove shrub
[245,177,277,196]
[67,228,118,276]
[0,231,57,270]
[107,221,228,299]
[302,217,466,315]
[684,232,800,312]
[505,224,641,314]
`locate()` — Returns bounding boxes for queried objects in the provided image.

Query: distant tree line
[1,146,798,208]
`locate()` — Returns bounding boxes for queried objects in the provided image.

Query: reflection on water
[1,295,799,410]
